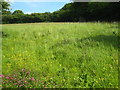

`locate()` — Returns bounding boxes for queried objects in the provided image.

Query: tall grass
[1,22,118,88]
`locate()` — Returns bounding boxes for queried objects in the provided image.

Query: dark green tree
[0,0,11,15]
[2,1,119,24]
[12,10,24,15]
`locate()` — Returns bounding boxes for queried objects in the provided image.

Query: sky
[10,1,71,14]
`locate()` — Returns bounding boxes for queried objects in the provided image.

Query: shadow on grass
[76,35,119,49]
[50,35,119,50]
[0,31,8,38]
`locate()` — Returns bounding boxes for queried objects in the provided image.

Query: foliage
[1,2,119,24]
[0,0,10,15]
[12,10,24,15]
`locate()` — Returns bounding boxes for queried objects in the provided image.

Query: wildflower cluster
[1,68,62,88]
[1,68,37,88]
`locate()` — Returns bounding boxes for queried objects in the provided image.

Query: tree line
[1,1,119,24]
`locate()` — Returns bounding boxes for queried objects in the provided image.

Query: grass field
[1,22,119,88]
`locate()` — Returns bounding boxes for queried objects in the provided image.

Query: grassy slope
[2,22,118,88]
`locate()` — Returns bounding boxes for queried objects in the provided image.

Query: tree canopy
[0,0,10,15]
[1,2,119,24]
[12,10,24,15]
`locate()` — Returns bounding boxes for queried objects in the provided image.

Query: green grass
[1,22,119,88]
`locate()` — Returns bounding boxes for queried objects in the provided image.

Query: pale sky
[9,0,71,14]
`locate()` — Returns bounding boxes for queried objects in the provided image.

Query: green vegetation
[1,0,119,23]
[2,22,118,88]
